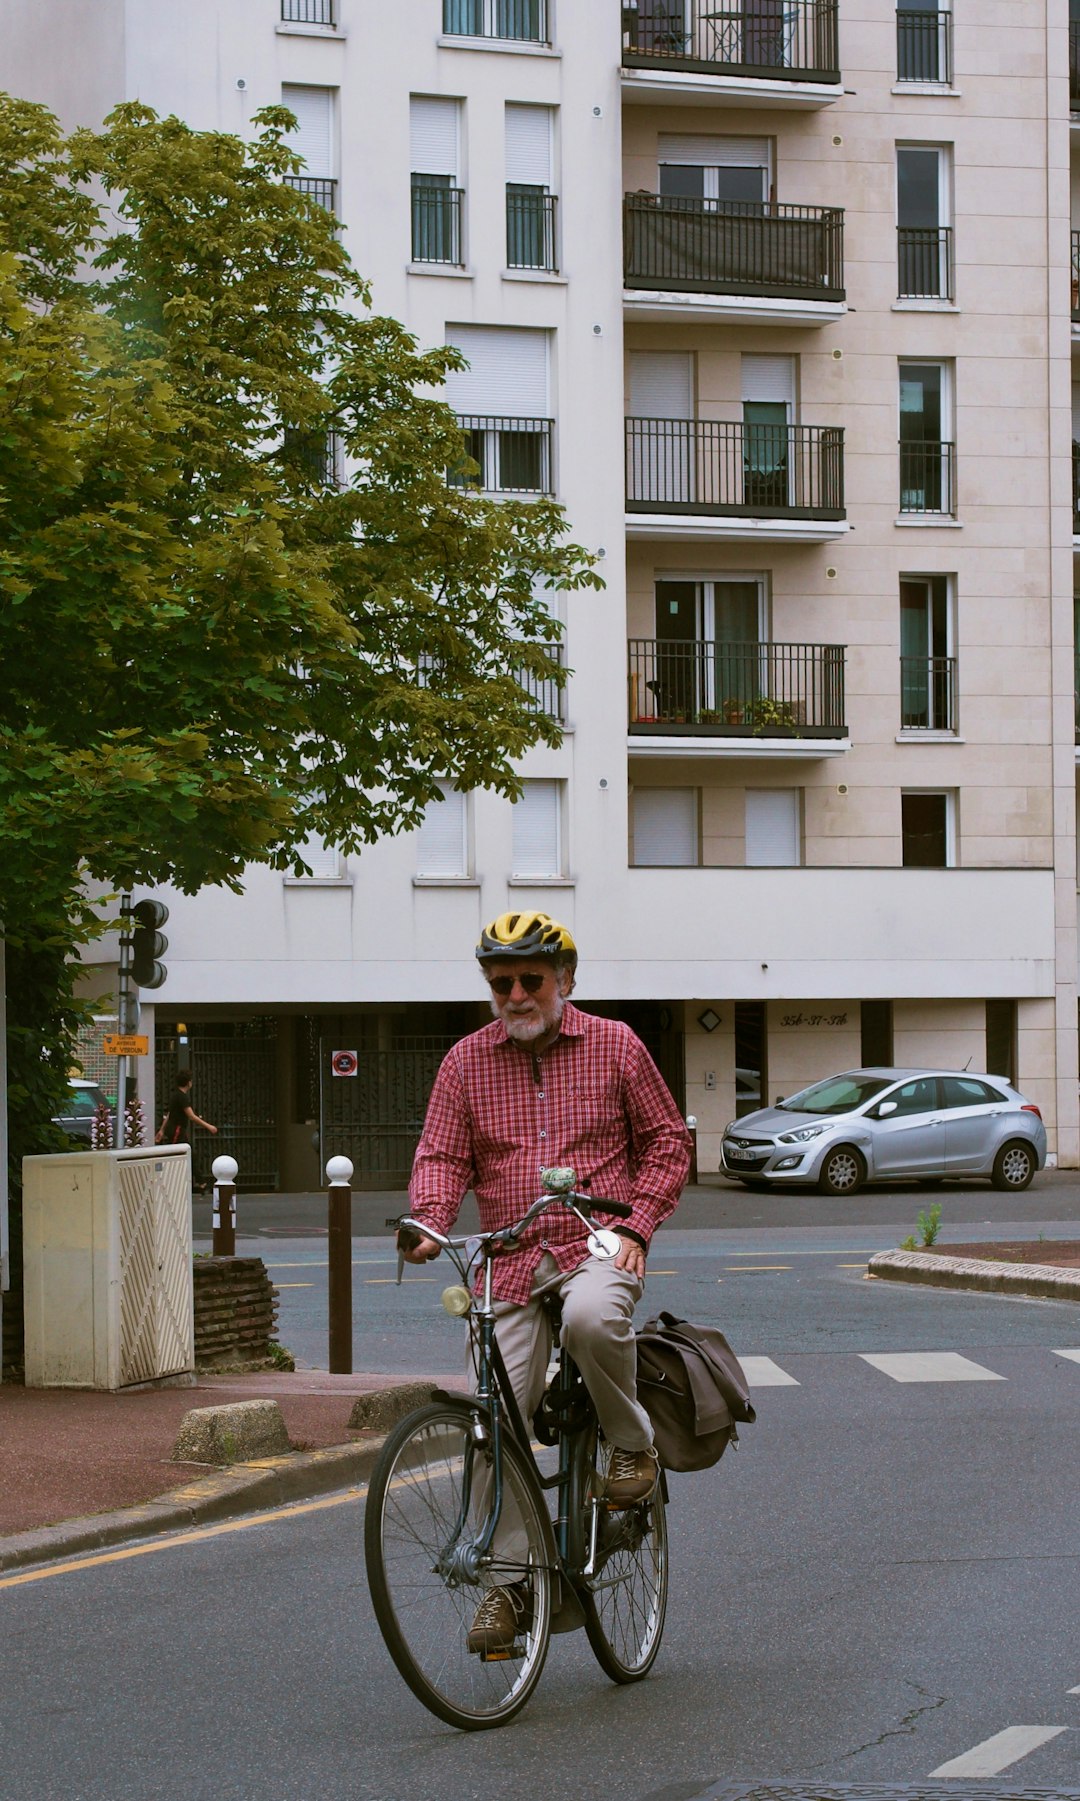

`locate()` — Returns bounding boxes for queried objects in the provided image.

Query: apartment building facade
[6,0,1079,1188]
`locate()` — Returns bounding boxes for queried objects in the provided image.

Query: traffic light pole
[117,892,135,1136]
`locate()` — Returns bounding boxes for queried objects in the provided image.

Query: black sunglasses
[486,971,549,997]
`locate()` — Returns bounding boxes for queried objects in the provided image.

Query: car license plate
[726,1146,755,1161]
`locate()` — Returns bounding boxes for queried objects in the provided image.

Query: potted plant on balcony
[722,698,746,726]
[750,696,802,736]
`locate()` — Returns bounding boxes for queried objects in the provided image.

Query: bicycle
[363,1167,669,1731]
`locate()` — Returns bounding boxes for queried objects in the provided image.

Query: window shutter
[506,103,552,186]
[658,133,769,168]
[512,780,561,877]
[628,351,694,419]
[633,788,698,866]
[295,829,342,879]
[745,790,800,866]
[282,85,333,178]
[410,95,459,177]
[741,355,795,405]
[446,326,549,414]
[416,783,468,876]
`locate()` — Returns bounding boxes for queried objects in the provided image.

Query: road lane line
[276,1282,314,1289]
[1068,1685,1080,1695]
[739,1356,799,1387]
[1054,1349,1080,1364]
[929,1725,1067,1777]
[859,1352,1005,1384]
[722,1264,792,1272]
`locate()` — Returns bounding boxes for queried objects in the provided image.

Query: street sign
[331,1049,359,1077]
[103,1034,149,1057]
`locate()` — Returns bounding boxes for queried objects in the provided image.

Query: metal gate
[155,1020,279,1190]
[320,1036,457,1189]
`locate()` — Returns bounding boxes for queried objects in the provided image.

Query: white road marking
[1053,1349,1080,1365]
[929,1724,1067,1777]
[739,1356,799,1387]
[859,1351,1005,1384]
[1068,1685,1080,1695]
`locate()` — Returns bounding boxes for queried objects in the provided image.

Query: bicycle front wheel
[580,1436,669,1683]
[364,1400,553,1731]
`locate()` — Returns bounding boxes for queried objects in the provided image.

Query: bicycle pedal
[479,1644,524,1663]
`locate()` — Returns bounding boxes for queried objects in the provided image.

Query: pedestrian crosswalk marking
[929,1724,1067,1777]
[739,1356,799,1387]
[1053,1349,1080,1365]
[859,1351,1005,1384]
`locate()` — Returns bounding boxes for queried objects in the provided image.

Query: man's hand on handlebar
[399,1226,442,1265]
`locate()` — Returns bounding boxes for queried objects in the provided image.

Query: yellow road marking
[276,1282,314,1289]
[365,1277,435,1285]
[837,1263,866,1269]
[722,1264,792,1272]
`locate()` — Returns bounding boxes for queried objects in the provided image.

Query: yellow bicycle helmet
[476,911,577,969]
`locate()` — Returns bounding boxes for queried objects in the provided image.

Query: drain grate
[640,1784,1080,1801]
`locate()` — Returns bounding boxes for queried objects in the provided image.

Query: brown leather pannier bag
[635,1310,757,1472]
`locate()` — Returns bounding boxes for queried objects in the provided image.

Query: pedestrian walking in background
[155,1069,217,1145]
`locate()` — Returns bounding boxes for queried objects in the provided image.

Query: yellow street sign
[103,1034,149,1057]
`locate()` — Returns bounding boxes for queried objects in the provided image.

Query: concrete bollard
[212,1155,239,1257]
[326,1155,354,1375]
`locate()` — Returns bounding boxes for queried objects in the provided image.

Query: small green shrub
[916,1203,942,1247]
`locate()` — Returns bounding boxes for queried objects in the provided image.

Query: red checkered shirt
[409,1002,692,1305]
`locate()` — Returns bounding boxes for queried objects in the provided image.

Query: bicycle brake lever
[396,1248,405,1285]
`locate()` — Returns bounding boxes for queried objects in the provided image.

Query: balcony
[506,190,559,273]
[621,0,841,107]
[1073,444,1080,539]
[624,194,844,323]
[899,441,955,517]
[628,638,847,756]
[411,183,464,266]
[900,656,957,733]
[516,644,565,721]
[898,226,954,303]
[626,418,845,540]
[1072,22,1080,111]
[1072,230,1080,323]
[896,9,952,85]
[285,175,338,215]
[443,0,549,43]
[452,415,554,495]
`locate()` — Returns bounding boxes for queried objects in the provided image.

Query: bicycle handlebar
[390,1186,634,1267]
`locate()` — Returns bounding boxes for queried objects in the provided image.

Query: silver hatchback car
[720,1067,1047,1196]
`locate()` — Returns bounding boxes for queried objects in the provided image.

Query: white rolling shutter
[741,355,795,405]
[506,104,552,186]
[416,783,468,877]
[633,788,698,867]
[629,351,694,419]
[294,829,342,879]
[745,789,800,866]
[512,780,561,878]
[446,326,549,415]
[410,95,459,177]
[282,85,333,178]
[658,133,769,168]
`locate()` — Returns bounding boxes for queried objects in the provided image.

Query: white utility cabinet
[22,1146,194,1389]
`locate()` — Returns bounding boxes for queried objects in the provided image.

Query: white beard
[492,989,565,1043]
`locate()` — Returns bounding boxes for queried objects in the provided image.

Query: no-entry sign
[331,1049,359,1077]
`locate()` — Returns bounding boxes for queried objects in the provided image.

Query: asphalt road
[4,1202,1080,1799]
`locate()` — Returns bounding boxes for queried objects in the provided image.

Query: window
[742,354,795,511]
[443,0,549,43]
[416,782,469,878]
[281,85,336,211]
[745,789,801,866]
[940,1075,1008,1109]
[632,787,699,866]
[897,145,952,300]
[506,105,557,272]
[657,134,771,208]
[896,0,952,84]
[292,828,343,880]
[639,577,761,726]
[901,791,952,867]
[900,575,954,730]
[282,0,335,23]
[885,1076,938,1116]
[899,361,953,514]
[512,779,562,878]
[986,999,1017,1084]
[861,1000,894,1067]
[410,97,463,265]
[446,325,552,494]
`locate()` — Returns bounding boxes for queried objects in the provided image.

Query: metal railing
[282,0,335,21]
[1072,230,1080,320]
[451,415,555,495]
[1072,22,1080,110]
[900,656,957,732]
[411,183,464,265]
[621,0,840,82]
[628,638,846,736]
[516,644,565,721]
[1075,652,1080,742]
[283,427,342,487]
[897,225,954,301]
[625,418,844,519]
[896,8,952,83]
[1073,443,1080,535]
[506,190,558,272]
[624,194,843,300]
[286,174,338,214]
[443,0,549,42]
[899,440,955,515]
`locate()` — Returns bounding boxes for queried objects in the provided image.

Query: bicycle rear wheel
[580,1435,669,1682]
[364,1400,553,1731]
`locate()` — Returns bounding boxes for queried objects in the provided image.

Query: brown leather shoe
[605,1445,660,1507]
[466,1583,531,1655]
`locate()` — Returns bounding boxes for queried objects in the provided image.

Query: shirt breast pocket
[564,1082,619,1144]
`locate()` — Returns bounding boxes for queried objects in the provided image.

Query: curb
[867,1248,1080,1302]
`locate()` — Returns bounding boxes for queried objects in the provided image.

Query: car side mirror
[875,1100,898,1118]
[774,1095,784,1106]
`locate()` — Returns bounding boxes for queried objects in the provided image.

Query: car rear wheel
[991,1140,1036,1192]
[817,1146,865,1196]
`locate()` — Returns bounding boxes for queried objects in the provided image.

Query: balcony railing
[443,0,549,43]
[1073,443,1080,535]
[1072,230,1080,321]
[516,644,565,721]
[452,415,554,495]
[896,9,952,84]
[899,440,955,515]
[622,0,840,83]
[506,190,558,272]
[282,0,334,21]
[897,226,953,301]
[628,639,846,736]
[624,194,844,301]
[626,418,844,519]
[900,656,957,732]
[1072,22,1080,110]
[285,174,338,214]
[411,183,464,266]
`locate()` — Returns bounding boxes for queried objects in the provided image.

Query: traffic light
[131,899,169,989]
